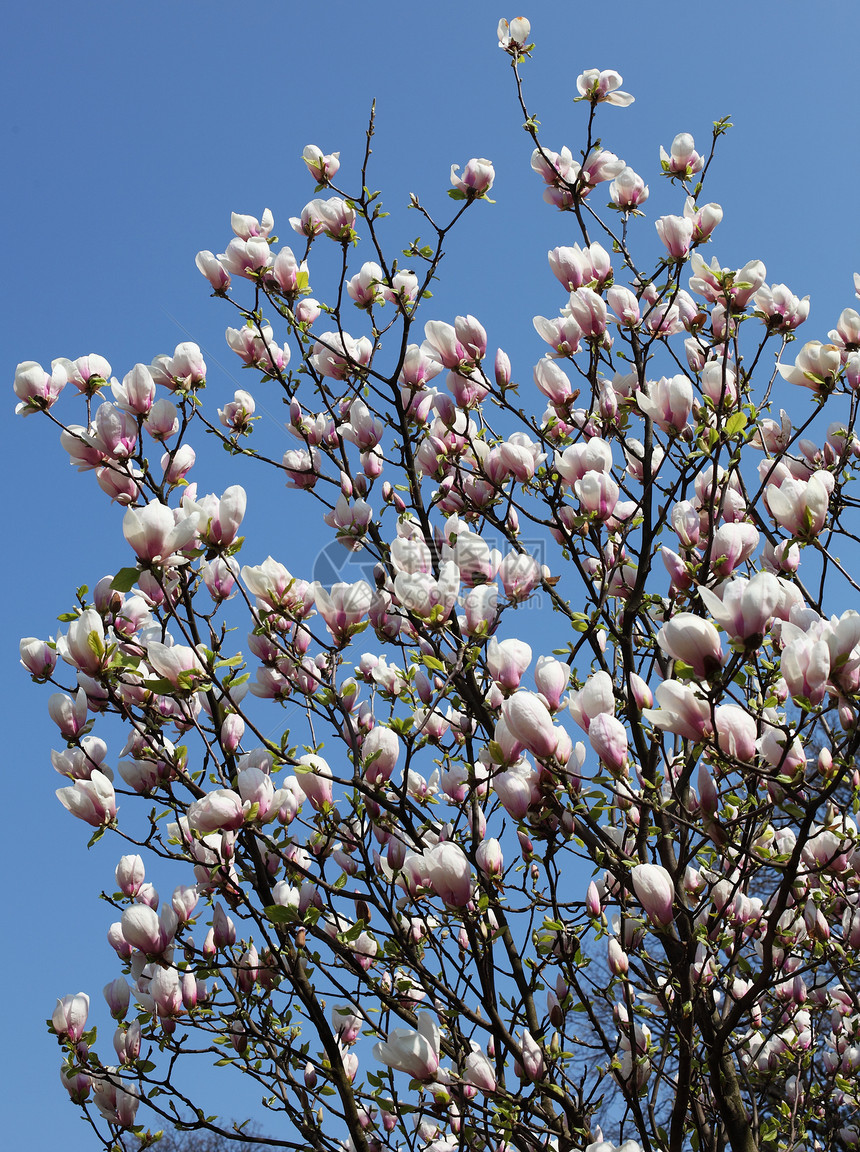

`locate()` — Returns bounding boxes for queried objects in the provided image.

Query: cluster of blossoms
[18,16,860,1152]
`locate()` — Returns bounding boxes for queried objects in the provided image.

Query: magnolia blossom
[313,580,373,643]
[657,613,723,678]
[14,360,66,416]
[423,841,471,906]
[636,375,694,433]
[766,471,832,538]
[642,680,711,741]
[631,863,675,926]
[122,501,199,565]
[422,316,487,371]
[497,17,530,50]
[56,771,116,827]
[92,1073,140,1127]
[450,158,495,198]
[655,215,694,260]
[609,167,649,210]
[187,789,245,834]
[53,993,90,1041]
[373,1012,440,1079]
[777,341,842,393]
[576,68,634,106]
[302,144,340,184]
[147,641,207,690]
[309,332,372,380]
[698,572,782,643]
[501,690,558,759]
[394,562,459,622]
[660,132,704,177]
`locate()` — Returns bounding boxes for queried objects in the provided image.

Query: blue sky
[3,1,860,1147]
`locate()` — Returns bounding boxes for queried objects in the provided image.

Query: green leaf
[724,411,747,436]
[111,568,141,593]
[264,904,295,924]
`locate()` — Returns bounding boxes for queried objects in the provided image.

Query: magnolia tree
[17,16,860,1152]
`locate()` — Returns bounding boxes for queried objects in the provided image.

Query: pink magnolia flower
[766,471,832,539]
[187,788,245,834]
[362,725,401,785]
[636,375,694,433]
[501,690,559,759]
[218,388,255,432]
[424,841,472,906]
[120,903,176,954]
[698,572,781,643]
[373,1012,440,1079]
[660,132,704,178]
[52,353,110,395]
[92,1074,140,1127]
[609,167,649,210]
[657,613,724,678]
[231,208,274,239]
[535,656,569,711]
[555,438,613,485]
[575,470,619,520]
[394,562,459,623]
[195,250,231,292]
[302,144,341,184]
[314,580,373,644]
[104,977,130,1020]
[20,636,58,680]
[296,754,333,811]
[713,705,757,762]
[122,500,199,565]
[218,236,273,279]
[61,617,108,677]
[347,262,386,309]
[52,993,90,1041]
[631,863,675,926]
[147,641,207,690]
[754,283,810,332]
[533,312,583,355]
[262,247,304,298]
[487,637,532,692]
[450,158,495,198]
[777,341,842,394]
[780,632,831,705]
[576,68,634,106]
[226,323,290,373]
[422,316,487,371]
[161,444,195,485]
[608,286,641,327]
[499,551,543,601]
[568,286,608,337]
[91,402,138,459]
[182,485,246,548]
[708,522,760,578]
[309,331,372,379]
[655,215,694,260]
[56,771,116,826]
[476,837,504,879]
[115,855,145,897]
[13,360,66,416]
[149,966,184,1019]
[111,364,156,415]
[519,1030,545,1081]
[683,197,723,242]
[642,680,711,741]
[589,713,629,776]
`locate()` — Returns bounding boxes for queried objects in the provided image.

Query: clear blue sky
[3,1,860,1147]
